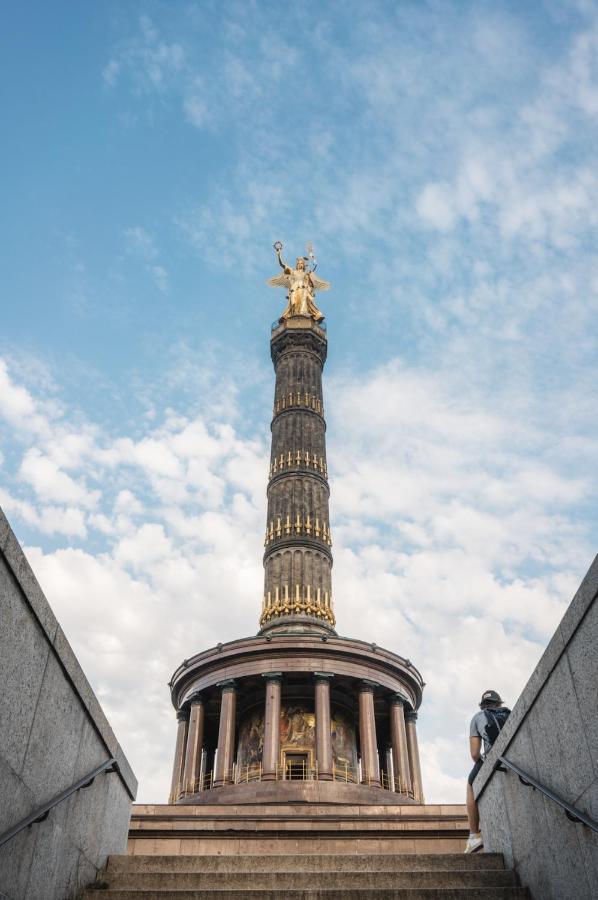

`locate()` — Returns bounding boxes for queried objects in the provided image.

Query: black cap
[480,689,503,706]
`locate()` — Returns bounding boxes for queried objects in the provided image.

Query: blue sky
[1,1,597,802]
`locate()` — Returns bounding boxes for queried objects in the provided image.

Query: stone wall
[0,508,137,900]
[475,554,598,900]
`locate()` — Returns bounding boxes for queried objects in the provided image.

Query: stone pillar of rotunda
[213,680,237,787]
[314,672,334,780]
[389,694,412,795]
[262,672,282,780]
[406,710,424,802]
[169,707,189,803]
[358,680,381,786]
[182,691,205,794]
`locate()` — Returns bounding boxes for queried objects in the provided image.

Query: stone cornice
[171,633,425,712]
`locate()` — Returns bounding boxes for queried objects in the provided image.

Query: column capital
[359,679,378,693]
[176,707,189,722]
[405,709,418,723]
[390,693,408,706]
[188,691,204,705]
[262,671,283,682]
[314,671,334,682]
[216,679,237,693]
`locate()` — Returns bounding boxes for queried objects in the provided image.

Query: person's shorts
[468,758,484,785]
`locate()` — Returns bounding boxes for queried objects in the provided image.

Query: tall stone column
[405,710,424,802]
[389,695,412,795]
[262,673,282,780]
[182,692,205,794]
[168,707,189,803]
[213,680,237,787]
[314,672,334,780]
[358,681,380,786]
[260,318,335,634]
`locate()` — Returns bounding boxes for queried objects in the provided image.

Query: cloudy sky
[2,1,597,803]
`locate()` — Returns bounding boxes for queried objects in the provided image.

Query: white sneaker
[464,833,484,854]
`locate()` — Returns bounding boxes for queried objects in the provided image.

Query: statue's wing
[267,273,291,289]
[310,273,331,292]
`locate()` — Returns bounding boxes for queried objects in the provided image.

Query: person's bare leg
[466,782,480,833]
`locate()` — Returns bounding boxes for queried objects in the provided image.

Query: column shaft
[358,682,380,786]
[214,682,237,787]
[406,711,424,802]
[390,697,412,795]
[315,673,333,780]
[168,710,189,803]
[182,695,205,794]
[262,674,282,780]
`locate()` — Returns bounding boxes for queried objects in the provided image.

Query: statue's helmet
[295,257,306,269]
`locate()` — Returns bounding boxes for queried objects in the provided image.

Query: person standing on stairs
[465,689,511,854]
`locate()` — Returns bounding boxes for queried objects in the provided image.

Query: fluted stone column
[358,681,380,786]
[169,707,189,803]
[214,680,237,787]
[182,692,205,794]
[314,672,334,780]
[262,672,282,780]
[406,710,424,802]
[390,695,412,795]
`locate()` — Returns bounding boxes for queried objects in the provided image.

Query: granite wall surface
[0,508,137,900]
[475,554,598,900]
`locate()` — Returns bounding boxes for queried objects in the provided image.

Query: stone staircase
[82,852,528,898]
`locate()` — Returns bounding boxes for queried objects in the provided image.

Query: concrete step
[108,854,506,873]
[97,870,519,891]
[81,889,529,899]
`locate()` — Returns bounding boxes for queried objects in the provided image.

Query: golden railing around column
[176,762,415,799]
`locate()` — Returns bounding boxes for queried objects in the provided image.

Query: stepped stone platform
[126,802,470,856]
[82,801,529,896]
[83,851,528,898]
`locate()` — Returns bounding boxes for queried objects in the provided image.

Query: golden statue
[267,241,330,323]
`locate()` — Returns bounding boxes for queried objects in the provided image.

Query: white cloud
[416,183,457,231]
[19,448,100,510]
[0,359,50,437]
[0,490,88,538]
[116,523,173,569]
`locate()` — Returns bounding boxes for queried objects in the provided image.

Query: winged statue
[267,241,331,323]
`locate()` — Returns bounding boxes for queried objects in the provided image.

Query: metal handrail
[496,756,598,835]
[0,758,120,849]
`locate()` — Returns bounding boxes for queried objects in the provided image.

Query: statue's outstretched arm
[274,242,289,270]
